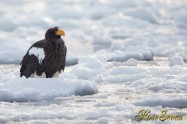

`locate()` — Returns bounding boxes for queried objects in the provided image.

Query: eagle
[20,27,67,78]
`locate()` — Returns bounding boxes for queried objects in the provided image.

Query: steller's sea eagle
[20,27,67,78]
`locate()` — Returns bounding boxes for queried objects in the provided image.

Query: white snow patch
[66,51,79,66]
[108,48,153,62]
[70,51,107,80]
[0,77,97,102]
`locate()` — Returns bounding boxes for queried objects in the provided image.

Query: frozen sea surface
[0,57,187,124]
[0,0,187,123]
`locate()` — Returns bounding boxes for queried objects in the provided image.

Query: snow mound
[71,51,107,80]
[108,50,153,62]
[169,56,184,67]
[66,51,79,66]
[0,77,97,102]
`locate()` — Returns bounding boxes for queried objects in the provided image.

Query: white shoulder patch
[29,47,45,64]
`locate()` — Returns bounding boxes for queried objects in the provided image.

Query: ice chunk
[71,51,107,80]
[169,56,184,67]
[134,97,187,108]
[0,77,97,102]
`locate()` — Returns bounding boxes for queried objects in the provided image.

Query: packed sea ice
[0,0,187,123]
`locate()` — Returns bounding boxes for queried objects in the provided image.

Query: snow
[134,97,187,109]
[70,51,107,80]
[169,56,184,67]
[108,49,153,62]
[0,38,29,64]
[1,59,187,123]
[125,6,159,23]
[0,75,97,102]
[0,0,187,64]
[0,0,187,123]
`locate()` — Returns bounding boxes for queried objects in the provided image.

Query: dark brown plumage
[20,27,67,78]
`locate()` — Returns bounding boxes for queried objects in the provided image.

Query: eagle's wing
[20,40,45,78]
[61,44,67,72]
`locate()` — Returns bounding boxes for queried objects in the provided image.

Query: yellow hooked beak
[56,29,65,36]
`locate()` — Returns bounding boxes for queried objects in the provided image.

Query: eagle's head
[45,27,65,40]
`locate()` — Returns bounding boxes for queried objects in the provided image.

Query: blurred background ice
[0,0,187,64]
